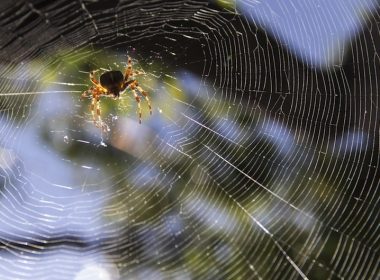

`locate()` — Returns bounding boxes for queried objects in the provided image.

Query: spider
[81,56,152,129]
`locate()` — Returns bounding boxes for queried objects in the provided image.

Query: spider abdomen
[100,70,124,97]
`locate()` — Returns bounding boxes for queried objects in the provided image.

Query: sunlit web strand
[190,145,310,279]
[0,91,82,96]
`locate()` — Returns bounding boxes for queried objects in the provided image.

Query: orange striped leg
[91,97,97,125]
[132,89,142,124]
[137,86,152,115]
[96,100,102,126]
[90,97,103,127]
[124,56,133,80]
[92,99,100,126]
[81,90,89,101]
[90,71,100,86]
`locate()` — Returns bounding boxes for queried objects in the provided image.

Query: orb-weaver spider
[81,56,152,129]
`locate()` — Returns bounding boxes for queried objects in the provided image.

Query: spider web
[0,0,379,279]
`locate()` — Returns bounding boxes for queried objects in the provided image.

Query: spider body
[81,56,152,129]
[99,70,124,98]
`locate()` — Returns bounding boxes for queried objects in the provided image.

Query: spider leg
[89,87,106,127]
[121,79,134,91]
[81,89,90,100]
[132,89,142,124]
[126,80,152,122]
[90,70,100,86]
[90,94,109,132]
[82,73,109,131]
[123,56,133,81]
[90,71,108,92]
[91,97,97,124]
[96,101,109,132]
[91,96,101,127]
[96,99,102,125]
[128,80,142,123]
[136,85,152,115]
